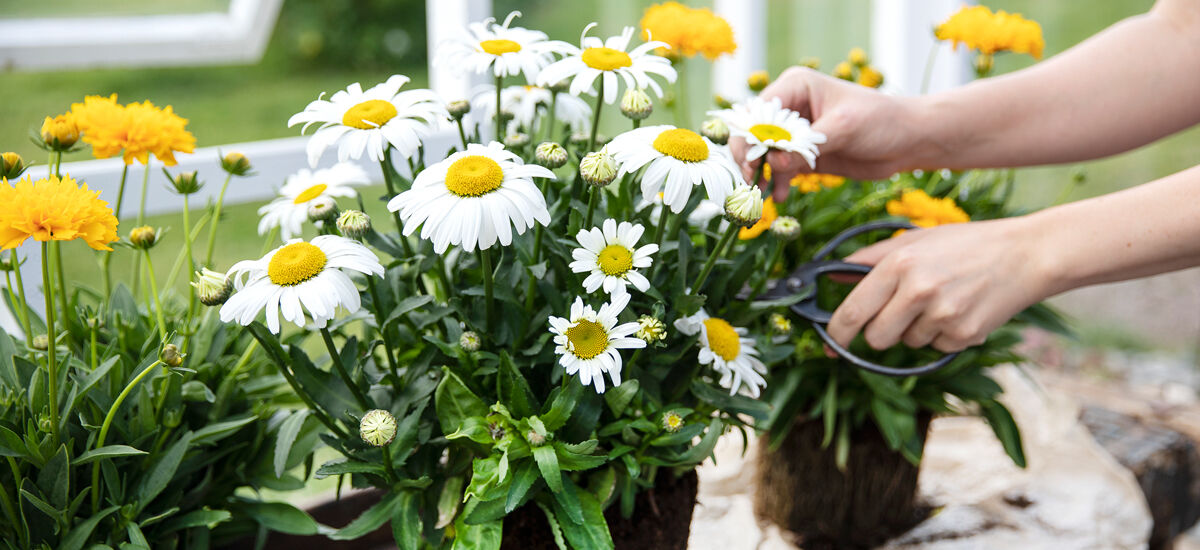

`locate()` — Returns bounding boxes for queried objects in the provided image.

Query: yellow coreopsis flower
[70,94,128,159]
[0,174,119,251]
[738,197,777,240]
[122,102,196,166]
[790,173,846,193]
[935,5,1044,59]
[40,114,80,151]
[886,189,970,228]
[640,1,736,61]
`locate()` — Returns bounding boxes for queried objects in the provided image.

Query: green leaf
[689,380,769,421]
[498,352,539,418]
[191,415,256,445]
[649,424,705,447]
[536,501,569,550]
[551,484,613,550]
[540,379,583,432]
[533,445,562,494]
[330,492,401,540]
[0,326,19,390]
[505,461,539,513]
[60,505,119,550]
[238,500,322,535]
[74,445,147,466]
[981,400,1026,468]
[160,508,232,532]
[436,367,489,435]
[436,477,465,529]
[672,418,723,465]
[835,419,850,472]
[37,444,69,508]
[315,459,386,478]
[384,295,435,329]
[821,375,838,448]
[275,410,309,478]
[603,380,638,417]
[391,492,421,550]
[136,431,193,513]
[0,425,25,458]
[451,515,502,550]
[447,416,493,444]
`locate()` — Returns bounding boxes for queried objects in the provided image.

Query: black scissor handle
[813,220,918,261]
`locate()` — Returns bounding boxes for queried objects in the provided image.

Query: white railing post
[711,0,767,102]
[870,0,973,96]
[425,0,492,102]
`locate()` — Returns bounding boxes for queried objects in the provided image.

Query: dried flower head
[662,410,684,432]
[306,196,339,223]
[636,316,668,343]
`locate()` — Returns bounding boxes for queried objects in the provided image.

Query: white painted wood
[712,0,767,102]
[870,0,973,96]
[425,0,492,102]
[0,0,282,71]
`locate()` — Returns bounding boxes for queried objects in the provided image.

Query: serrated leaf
[533,445,562,494]
[74,445,147,465]
[436,367,488,435]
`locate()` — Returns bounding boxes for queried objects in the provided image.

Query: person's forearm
[908,0,1200,170]
[1028,164,1200,297]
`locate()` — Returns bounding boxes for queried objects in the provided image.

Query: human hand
[730,67,930,202]
[825,218,1055,353]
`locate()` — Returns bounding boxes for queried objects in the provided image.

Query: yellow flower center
[293,183,328,204]
[566,319,609,359]
[749,123,792,143]
[703,317,741,361]
[581,47,633,71]
[597,244,634,276]
[480,39,522,55]
[652,128,709,162]
[341,99,398,130]
[665,413,683,430]
[444,155,505,197]
[268,242,328,286]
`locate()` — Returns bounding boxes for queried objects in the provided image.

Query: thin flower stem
[647,210,671,280]
[690,224,739,294]
[260,226,280,255]
[381,444,399,484]
[141,249,169,342]
[4,457,25,548]
[8,252,32,348]
[545,92,559,143]
[40,243,60,442]
[495,74,504,143]
[247,328,348,439]
[672,59,689,127]
[632,118,641,130]
[588,79,605,152]
[52,242,69,323]
[365,276,401,385]
[204,172,233,267]
[920,43,940,95]
[584,187,599,228]
[479,248,494,335]
[52,151,61,178]
[89,324,98,371]
[103,165,129,300]
[455,119,470,150]
[136,162,151,225]
[320,327,370,409]
[91,359,164,514]
[181,194,197,350]
[379,154,415,258]
[749,239,785,299]
[1,271,22,340]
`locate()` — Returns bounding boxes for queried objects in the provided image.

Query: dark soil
[754,416,931,550]
[500,470,699,550]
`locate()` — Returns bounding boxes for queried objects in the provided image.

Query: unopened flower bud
[974,53,994,77]
[856,66,884,89]
[86,317,103,330]
[459,331,481,352]
[38,414,53,434]
[770,216,801,240]
[547,78,571,94]
[32,334,48,351]
[307,196,338,223]
[165,169,202,195]
[700,118,729,145]
[503,132,530,149]
[569,132,608,147]
[129,226,157,249]
[769,313,793,334]
[620,88,653,120]
[534,142,568,169]
[40,114,79,151]
[447,100,471,120]
[191,268,232,306]
[526,431,546,446]
[336,210,371,240]
[360,409,397,447]
[662,411,684,433]
[724,184,764,227]
[163,406,183,428]
[161,343,184,367]
[848,47,869,67]
[747,70,770,92]
[220,151,253,176]
[798,57,821,70]
[833,61,853,80]
[636,316,667,344]
[580,149,618,187]
[1,152,27,179]
[713,94,733,109]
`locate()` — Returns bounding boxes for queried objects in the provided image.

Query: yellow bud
[40,114,79,151]
[1,152,26,179]
[848,47,869,67]
[747,70,770,92]
[856,66,884,89]
[161,343,184,367]
[129,226,157,249]
[798,57,821,70]
[220,151,253,176]
[833,61,854,80]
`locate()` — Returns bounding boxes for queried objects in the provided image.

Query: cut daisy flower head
[288,75,446,167]
[469,84,592,135]
[442,11,569,81]
[549,293,645,394]
[709,96,827,169]
[258,162,370,240]
[569,218,658,298]
[388,141,554,253]
[675,309,767,397]
[220,235,385,334]
[607,125,742,213]
[537,23,677,103]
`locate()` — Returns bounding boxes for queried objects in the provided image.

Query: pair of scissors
[756,220,959,377]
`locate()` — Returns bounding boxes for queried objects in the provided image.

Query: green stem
[91,359,164,514]
[136,163,150,226]
[381,444,398,485]
[479,248,494,335]
[8,251,32,348]
[103,166,129,299]
[632,118,641,130]
[52,242,69,324]
[647,210,671,280]
[584,187,599,228]
[40,243,60,442]
[379,154,415,257]
[182,194,197,350]
[588,79,605,152]
[204,173,233,267]
[320,327,370,409]
[260,226,280,256]
[52,151,61,178]
[246,328,348,439]
[495,74,504,143]
[690,224,739,294]
[365,277,401,386]
[455,119,470,151]
[90,324,98,371]
[920,43,940,95]
[5,457,26,548]
[749,239,785,299]
[545,92,559,143]
[141,250,169,342]
[671,59,689,127]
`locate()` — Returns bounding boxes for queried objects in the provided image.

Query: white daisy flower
[569,218,658,298]
[674,310,767,397]
[607,125,743,213]
[708,96,827,168]
[288,75,446,167]
[220,235,385,334]
[441,11,568,81]
[257,162,370,240]
[537,24,676,104]
[548,293,645,394]
[387,142,554,253]
[469,84,592,135]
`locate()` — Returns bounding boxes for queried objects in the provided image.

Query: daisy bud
[129,226,158,249]
[446,99,471,120]
[360,409,398,447]
[770,216,801,240]
[798,57,821,70]
[161,343,184,367]
[769,313,793,335]
[747,70,770,92]
[700,118,730,146]
[40,114,79,151]
[191,268,232,307]
[526,431,546,447]
[547,78,571,94]
[38,414,53,434]
[580,149,618,187]
[620,88,653,121]
[856,66,884,89]
[32,334,48,351]
[534,142,568,169]
[713,94,733,109]
[662,411,684,433]
[974,53,994,78]
[503,132,531,149]
[86,317,103,330]
[459,331,481,352]
[1,152,27,179]
[569,132,608,147]
[833,61,853,80]
[165,169,203,195]
[724,184,764,228]
[306,196,339,223]
[636,316,667,344]
[848,47,869,67]
[220,151,253,176]
[336,210,372,240]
